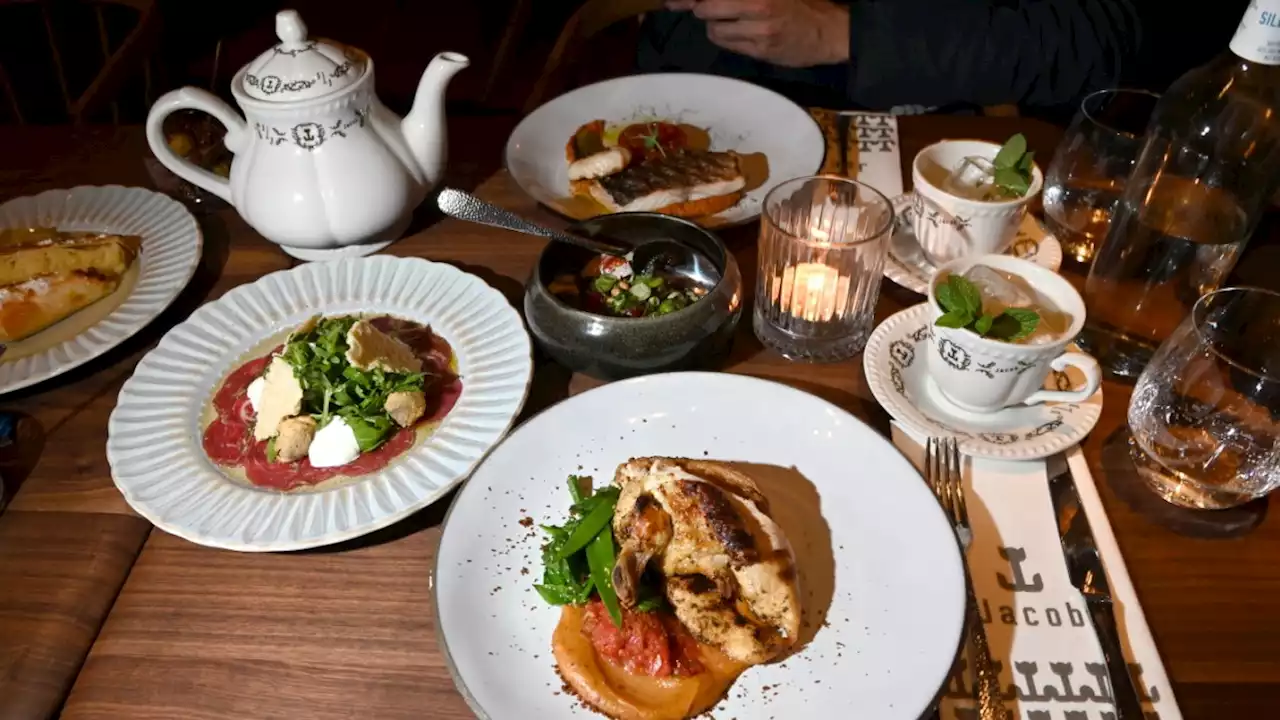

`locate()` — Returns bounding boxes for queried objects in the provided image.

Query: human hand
[665,0,850,68]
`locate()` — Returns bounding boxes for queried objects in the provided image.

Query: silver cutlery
[836,112,851,177]
[1048,457,1147,719]
[925,436,1009,720]
[436,187,624,255]
[435,187,719,287]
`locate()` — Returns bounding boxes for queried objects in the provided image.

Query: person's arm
[845,0,1142,110]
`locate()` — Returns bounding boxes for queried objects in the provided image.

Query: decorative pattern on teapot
[145,9,469,262]
[253,106,370,150]
[246,56,358,98]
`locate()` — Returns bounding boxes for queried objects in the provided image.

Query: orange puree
[553,603,746,720]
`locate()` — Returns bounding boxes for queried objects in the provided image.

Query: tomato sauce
[581,599,704,678]
[200,322,462,491]
[617,122,687,164]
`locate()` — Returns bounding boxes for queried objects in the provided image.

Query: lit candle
[776,262,841,321]
[754,175,893,361]
[769,208,849,322]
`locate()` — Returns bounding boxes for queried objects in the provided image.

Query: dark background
[0,0,1251,126]
[0,0,641,124]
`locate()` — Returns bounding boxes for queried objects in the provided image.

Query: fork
[926,436,1009,720]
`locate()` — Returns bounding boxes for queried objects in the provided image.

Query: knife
[1047,458,1147,719]
[836,112,851,177]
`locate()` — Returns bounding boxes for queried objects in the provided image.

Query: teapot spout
[402,52,469,188]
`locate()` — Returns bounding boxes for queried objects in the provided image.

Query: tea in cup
[911,138,1043,267]
[926,254,1099,413]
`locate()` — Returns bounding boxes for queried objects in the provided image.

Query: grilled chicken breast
[611,457,801,666]
[586,150,746,216]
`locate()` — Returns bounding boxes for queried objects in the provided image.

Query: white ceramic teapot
[146,9,468,260]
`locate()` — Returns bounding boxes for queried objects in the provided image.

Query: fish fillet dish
[565,120,747,219]
[535,457,801,720]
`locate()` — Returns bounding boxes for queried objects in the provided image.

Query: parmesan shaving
[344,319,423,373]
[252,357,304,441]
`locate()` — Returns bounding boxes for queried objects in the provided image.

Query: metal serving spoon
[436,188,719,288]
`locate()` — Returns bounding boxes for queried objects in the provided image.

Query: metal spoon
[437,187,624,256]
[436,188,719,288]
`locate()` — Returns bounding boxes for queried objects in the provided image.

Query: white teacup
[911,140,1043,267]
[926,255,1100,413]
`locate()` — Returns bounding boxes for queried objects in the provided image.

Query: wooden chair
[0,0,160,124]
[521,0,1018,117]
[522,0,663,115]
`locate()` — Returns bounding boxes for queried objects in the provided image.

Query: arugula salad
[238,314,437,470]
[277,316,427,454]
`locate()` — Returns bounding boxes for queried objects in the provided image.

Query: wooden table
[2,117,1278,720]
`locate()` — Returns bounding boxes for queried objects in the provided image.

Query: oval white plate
[883,192,1063,295]
[0,185,201,394]
[435,372,965,720]
[107,256,533,551]
[864,303,1103,459]
[506,73,825,227]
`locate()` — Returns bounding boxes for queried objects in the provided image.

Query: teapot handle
[145,87,249,204]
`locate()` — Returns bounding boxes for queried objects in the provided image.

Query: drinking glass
[1042,89,1159,265]
[753,176,894,361]
[1127,287,1280,509]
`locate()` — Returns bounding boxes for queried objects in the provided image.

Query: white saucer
[883,193,1063,295]
[863,303,1103,460]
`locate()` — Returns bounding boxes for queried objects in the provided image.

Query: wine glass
[1127,287,1280,509]
[1042,89,1159,265]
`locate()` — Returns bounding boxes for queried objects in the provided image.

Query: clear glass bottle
[1081,0,1280,378]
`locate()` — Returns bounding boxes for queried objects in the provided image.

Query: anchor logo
[291,122,325,151]
[937,338,971,371]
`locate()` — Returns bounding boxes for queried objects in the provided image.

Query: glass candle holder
[753,176,894,361]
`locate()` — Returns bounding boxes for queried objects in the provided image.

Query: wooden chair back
[0,0,159,124]
[523,0,662,115]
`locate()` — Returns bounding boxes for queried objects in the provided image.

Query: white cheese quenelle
[308,416,361,468]
[246,376,266,413]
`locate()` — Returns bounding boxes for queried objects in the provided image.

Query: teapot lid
[240,10,366,102]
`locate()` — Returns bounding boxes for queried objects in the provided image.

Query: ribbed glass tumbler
[753,176,894,361]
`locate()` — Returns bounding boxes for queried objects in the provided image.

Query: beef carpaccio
[201,316,461,491]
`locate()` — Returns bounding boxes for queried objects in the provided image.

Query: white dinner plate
[107,256,533,551]
[0,185,201,394]
[435,372,965,719]
[506,73,825,227]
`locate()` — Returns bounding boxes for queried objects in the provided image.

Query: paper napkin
[845,112,904,199]
[891,424,1182,720]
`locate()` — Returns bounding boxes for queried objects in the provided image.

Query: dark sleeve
[845,0,1143,110]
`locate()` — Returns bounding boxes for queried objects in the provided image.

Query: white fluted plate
[435,372,965,720]
[107,256,533,551]
[883,193,1063,295]
[864,303,1103,460]
[0,186,202,394]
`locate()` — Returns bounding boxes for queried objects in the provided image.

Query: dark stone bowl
[524,213,743,381]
